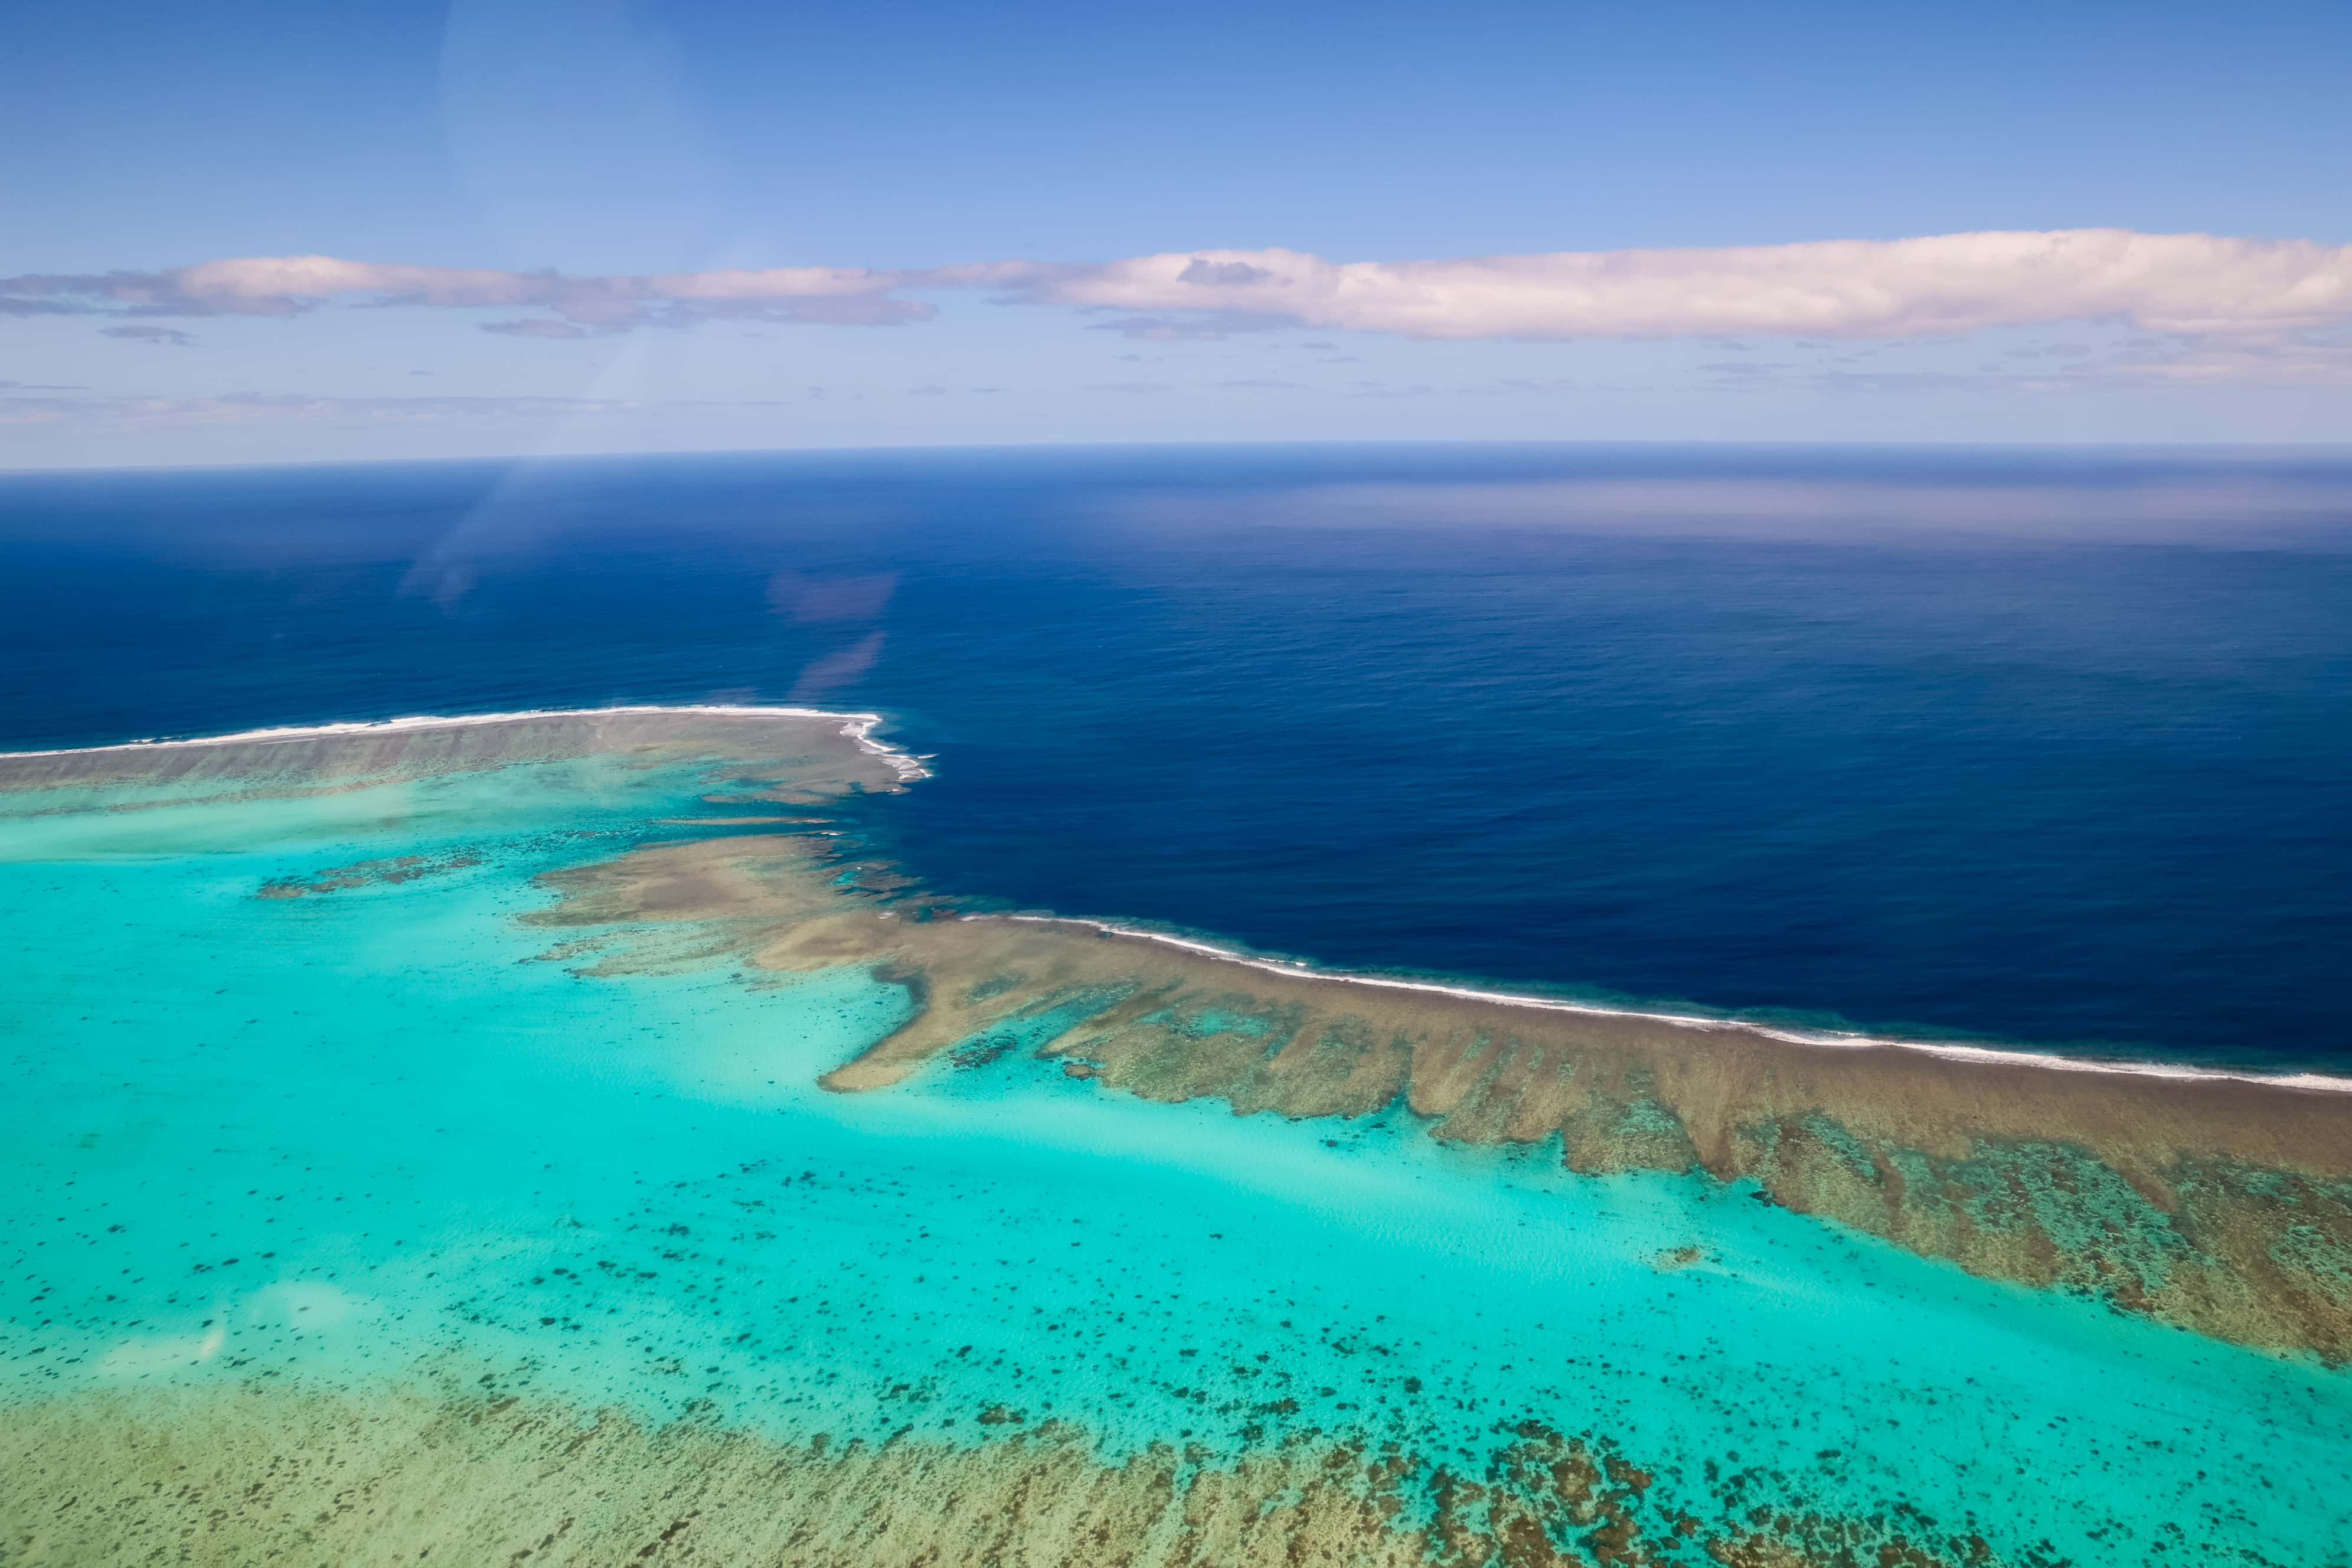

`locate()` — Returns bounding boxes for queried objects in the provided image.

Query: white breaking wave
[992,914,2352,1096]
[0,703,934,782]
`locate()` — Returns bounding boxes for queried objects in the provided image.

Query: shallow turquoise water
[2,755,2347,1565]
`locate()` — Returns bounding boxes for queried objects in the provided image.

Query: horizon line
[8,432,2352,479]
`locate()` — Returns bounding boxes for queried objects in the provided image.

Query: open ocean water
[3,443,2347,1069]
[4,445,2351,1566]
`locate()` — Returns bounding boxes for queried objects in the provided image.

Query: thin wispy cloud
[478,318,591,339]
[0,257,932,330]
[6,230,2351,383]
[1083,310,1285,342]
[0,390,803,429]
[99,324,198,347]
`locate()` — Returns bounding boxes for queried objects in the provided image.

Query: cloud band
[6,229,2349,345]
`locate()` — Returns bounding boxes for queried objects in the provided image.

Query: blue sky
[5,0,2350,466]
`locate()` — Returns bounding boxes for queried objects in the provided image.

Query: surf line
[0,704,933,783]
[992,913,2352,1096]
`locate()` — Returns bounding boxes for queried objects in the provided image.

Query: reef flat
[541,829,2352,1365]
[0,705,914,802]
[0,1374,2182,1568]
[4,709,2349,1568]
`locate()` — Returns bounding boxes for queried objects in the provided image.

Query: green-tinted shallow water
[2,753,2347,1565]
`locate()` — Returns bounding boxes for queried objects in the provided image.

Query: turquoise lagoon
[1,746,2347,1566]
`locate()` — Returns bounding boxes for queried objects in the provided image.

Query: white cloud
[1009,231,2352,341]
[5,231,2351,380]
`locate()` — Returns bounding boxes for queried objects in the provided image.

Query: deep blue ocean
[3,443,2347,1070]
